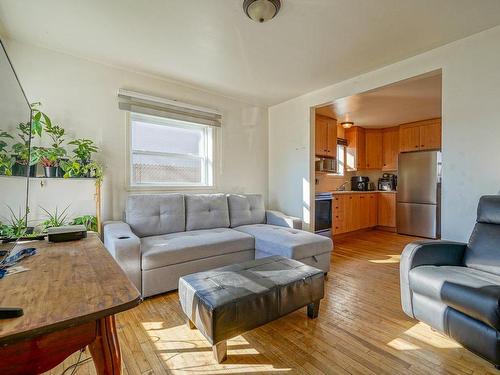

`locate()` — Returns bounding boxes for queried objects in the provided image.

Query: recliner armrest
[266,210,302,230]
[400,240,467,317]
[103,221,142,293]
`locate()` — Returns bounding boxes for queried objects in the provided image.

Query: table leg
[89,315,121,375]
[213,341,227,363]
[307,300,320,319]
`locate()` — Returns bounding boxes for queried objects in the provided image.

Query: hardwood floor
[45,230,497,374]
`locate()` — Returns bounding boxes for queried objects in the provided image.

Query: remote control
[0,307,24,319]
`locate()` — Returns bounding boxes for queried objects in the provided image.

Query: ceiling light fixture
[243,0,281,23]
[341,121,354,129]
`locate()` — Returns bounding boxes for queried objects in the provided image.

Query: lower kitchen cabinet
[378,192,397,227]
[332,193,381,235]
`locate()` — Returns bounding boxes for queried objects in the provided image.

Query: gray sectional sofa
[104,193,333,297]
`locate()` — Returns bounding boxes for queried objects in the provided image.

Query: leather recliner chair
[400,195,500,368]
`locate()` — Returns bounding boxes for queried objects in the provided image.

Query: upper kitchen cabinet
[399,118,441,152]
[382,127,399,170]
[420,119,442,150]
[345,126,365,171]
[315,115,337,158]
[365,129,383,169]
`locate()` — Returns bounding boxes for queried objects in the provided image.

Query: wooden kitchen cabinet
[346,194,360,232]
[420,120,441,150]
[399,123,421,152]
[345,127,366,171]
[368,193,378,227]
[315,115,337,157]
[358,195,370,228]
[382,127,399,170]
[315,115,328,157]
[378,193,396,228]
[332,195,347,235]
[332,193,380,234]
[399,119,441,153]
[365,129,383,169]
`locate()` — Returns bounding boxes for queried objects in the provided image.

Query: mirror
[0,39,32,247]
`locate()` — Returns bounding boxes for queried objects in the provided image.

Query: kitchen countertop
[329,190,397,194]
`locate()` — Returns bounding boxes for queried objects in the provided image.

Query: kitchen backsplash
[315,170,398,192]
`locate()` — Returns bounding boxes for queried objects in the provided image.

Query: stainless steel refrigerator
[397,151,441,239]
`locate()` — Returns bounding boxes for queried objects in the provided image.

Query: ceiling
[316,71,442,127]
[0,1,499,105]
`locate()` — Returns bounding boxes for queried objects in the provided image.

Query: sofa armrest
[103,221,142,294]
[400,240,467,318]
[266,210,302,230]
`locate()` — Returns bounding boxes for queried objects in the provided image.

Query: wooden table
[0,234,141,374]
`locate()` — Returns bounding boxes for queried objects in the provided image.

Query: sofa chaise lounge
[400,195,500,367]
[104,193,333,297]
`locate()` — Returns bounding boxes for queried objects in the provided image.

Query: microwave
[315,157,337,174]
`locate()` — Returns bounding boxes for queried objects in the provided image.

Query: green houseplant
[1,206,29,238]
[68,138,98,165]
[40,205,70,231]
[29,104,69,178]
[61,138,103,182]
[0,130,14,176]
[11,121,36,177]
[70,215,97,232]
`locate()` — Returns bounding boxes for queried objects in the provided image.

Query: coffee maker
[351,176,369,191]
[378,173,397,191]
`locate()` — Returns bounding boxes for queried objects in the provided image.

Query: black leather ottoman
[178,255,325,363]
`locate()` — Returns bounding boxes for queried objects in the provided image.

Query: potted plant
[43,116,66,177]
[70,215,97,232]
[40,205,70,231]
[32,146,67,177]
[0,129,14,176]
[61,138,103,182]
[11,122,36,177]
[1,206,29,238]
[68,138,98,165]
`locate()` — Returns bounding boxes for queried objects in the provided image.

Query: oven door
[315,198,332,236]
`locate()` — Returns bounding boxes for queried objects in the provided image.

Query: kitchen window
[129,112,214,187]
[336,144,346,176]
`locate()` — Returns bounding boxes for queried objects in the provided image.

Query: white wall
[269,26,500,242]
[4,39,269,221]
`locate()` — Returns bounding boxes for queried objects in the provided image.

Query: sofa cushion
[409,265,500,329]
[464,196,500,275]
[234,224,332,260]
[126,194,185,237]
[185,194,230,231]
[442,283,500,330]
[141,228,254,270]
[409,265,500,301]
[227,194,266,228]
[476,195,500,225]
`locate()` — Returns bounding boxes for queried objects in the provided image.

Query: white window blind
[118,89,222,127]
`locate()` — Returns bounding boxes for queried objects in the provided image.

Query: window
[129,113,214,187]
[336,144,346,176]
